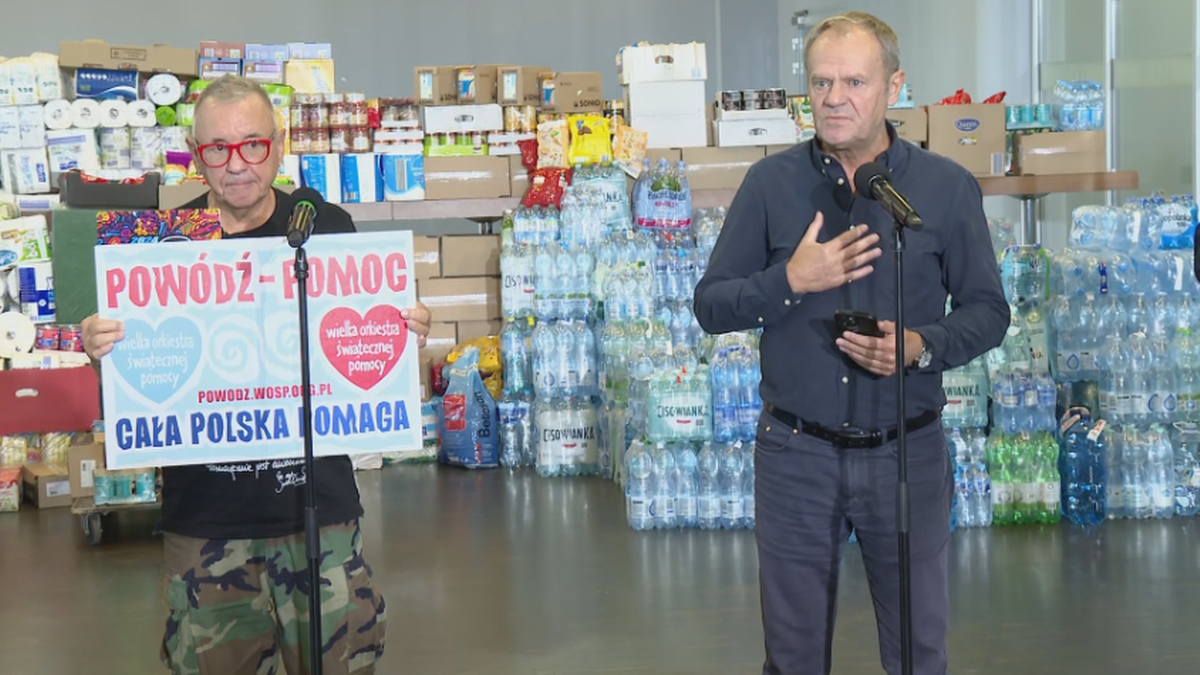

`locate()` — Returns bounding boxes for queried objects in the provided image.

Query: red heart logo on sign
[319,306,408,391]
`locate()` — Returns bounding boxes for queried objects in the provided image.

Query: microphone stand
[293,242,324,675]
[892,215,914,675]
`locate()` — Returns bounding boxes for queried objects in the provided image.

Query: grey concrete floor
[1,465,1199,674]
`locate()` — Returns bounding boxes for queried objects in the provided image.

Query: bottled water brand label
[650,495,676,518]
[628,497,649,522]
[676,496,697,520]
[993,483,1014,505]
[537,408,598,465]
[698,496,720,520]
[651,394,711,440]
[744,495,755,518]
[1017,482,1039,506]
[722,497,745,521]
[1056,350,1080,376]
[1154,488,1174,510]
[1039,482,1060,511]
[1024,387,1038,407]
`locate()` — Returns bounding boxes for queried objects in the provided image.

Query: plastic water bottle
[719,442,746,529]
[736,354,762,442]
[498,394,525,468]
[650,442,678,529]
[741,442,755,530]
[625,441,654,530]
[533,321,558,398]
[1122,427,1152,519]
[1173,424,1200,517]
[1035,373,1058,432]
[696,442,721,530]
[1107,427,1126,520]
[1061,411,1107,527]
[968,428,993,527]
[711,352,738,443]
[1148,427,1175,518]
[1127,334,1154,425]
[574,321,597,396]
[674,442,699,529]
[948,428,973,527]
[500,319,533,396]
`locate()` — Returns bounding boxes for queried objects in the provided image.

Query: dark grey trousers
[755,408,952,675]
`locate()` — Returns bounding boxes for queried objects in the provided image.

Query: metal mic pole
[294,244,323,675]
[893,219,914,675]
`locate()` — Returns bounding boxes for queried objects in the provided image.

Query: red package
[518,137,539,173]
[432,363,449,397]
[982,91,1007,104]
[523,167,571,209]
[938,89,973,105]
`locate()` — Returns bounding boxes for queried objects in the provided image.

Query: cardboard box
[680,147,766,191]
[59,39,198,77]
[1016,130,1107,175]
[715,118,797,147]
[419,356,434,401]
[455,65,506,104]
[418,277,502,323]
[542,72,604,113]
[441,235,501,277]
[887,107,928,145]
[498,66,551,105]
[415,66,460,106]
[766,144,798,156]
[425,322,458,363]
[617,42,708,84]
[243,60,285,84]
[159,182,209,209]
[23,464,72,509]
[200,57,242,81]
[625,81,709,148]
[927,104,1007,177]
[457,320,502,342]
[200,41,245,59]
[285,59,336,95]
[68,444,105,498]
[424,156,510,200]
[414,235,441,281]
[288,43,333,60]
[510,154,530,197]
[423,104,504,135]
[246,43,289,61]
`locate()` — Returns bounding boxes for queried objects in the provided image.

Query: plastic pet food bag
[438,347,499,469]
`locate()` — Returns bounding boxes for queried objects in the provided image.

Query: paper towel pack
[5,148,50,194]
[0,107,19,149]
[300,154,342,204]
[46,128,101,179]
[340,153,382,203]
[380,152,425,202]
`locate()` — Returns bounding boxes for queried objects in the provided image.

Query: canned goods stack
[289,93,373,154]
[718,88,787,113]
[34,324,84,352]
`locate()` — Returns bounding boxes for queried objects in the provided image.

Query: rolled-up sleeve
[694,167,799,335]
[913,174,1010,371]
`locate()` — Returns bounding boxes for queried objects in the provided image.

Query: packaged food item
[613,125,649,177]
[327,92,350,128]
[438,347,499,469]
[0,436,29,468]
[349,127,372,153]
[536,118,569,169]
[567,114,612,166]
[523,168,569,209]
[41,432,71,470]
[291,128,313,154]
[310,127,331,154]
[346,93,369,127]
[329,127,351,153]
[379,98,420,128]
[504,105,537,133]
[0,468,19,513]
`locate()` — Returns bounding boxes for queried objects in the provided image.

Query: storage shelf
[978,171,1140,198]
[339,172,1140,223]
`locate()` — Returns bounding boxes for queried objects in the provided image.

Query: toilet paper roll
[0,311,36,358]
[71,98,101,129]
[159,126,189,154]
[130,127,163,170]
[98,99,128,128]
[127,100,157,128]
[5,268,18,303]
[99,127,132,170]
[42,99,73,130]
[146,73,183,107]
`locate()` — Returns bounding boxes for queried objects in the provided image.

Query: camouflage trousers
[160,520,386,675]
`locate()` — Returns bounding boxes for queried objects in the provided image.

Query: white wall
[777,0,1034,226]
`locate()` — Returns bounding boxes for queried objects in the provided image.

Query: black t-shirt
[158,188,363,539]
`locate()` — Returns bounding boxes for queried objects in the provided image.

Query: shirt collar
[809,120,908,183]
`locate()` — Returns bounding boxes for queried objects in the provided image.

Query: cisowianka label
[649,393,711,441]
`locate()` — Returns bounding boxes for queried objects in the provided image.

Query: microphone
[286,187,323,248]
[854,162,923,231]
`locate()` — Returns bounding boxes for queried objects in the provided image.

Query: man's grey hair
[193,75,276,134]
[804,11,901,77]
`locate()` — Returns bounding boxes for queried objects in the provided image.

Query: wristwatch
[912,341,933,370]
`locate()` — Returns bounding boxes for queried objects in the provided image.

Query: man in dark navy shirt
[695,12,1008,675]
[82,76,432,675]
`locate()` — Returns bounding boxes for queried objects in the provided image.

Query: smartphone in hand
[835,309,885,338]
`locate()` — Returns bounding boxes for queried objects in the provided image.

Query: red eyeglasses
[196,138,274,168]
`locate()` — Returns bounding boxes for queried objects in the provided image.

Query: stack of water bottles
[987,369,1062,525]
[625,439,755,531]
[1052,79,1106,132]
[942,358,992,529]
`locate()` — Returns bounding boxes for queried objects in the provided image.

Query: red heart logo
[319,306,408,391]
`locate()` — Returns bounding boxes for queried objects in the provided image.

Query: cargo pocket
[162,576,279,675]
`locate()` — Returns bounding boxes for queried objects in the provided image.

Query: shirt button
[784,299,792,306]
[757,317,764,324]
[843,422,851,428]
[841,376,849,384]
[824,157,831,165]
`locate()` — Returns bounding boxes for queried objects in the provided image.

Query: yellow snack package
[447,336,502,377]
[613,124,649,178]
[483,372,503,402]
[537,118,569,169]
[567,114,612,166]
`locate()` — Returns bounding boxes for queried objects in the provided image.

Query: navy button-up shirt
[694,125,1010,430]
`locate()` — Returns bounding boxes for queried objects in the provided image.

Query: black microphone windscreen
[853,162,891,198]
[291,187,325,211]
